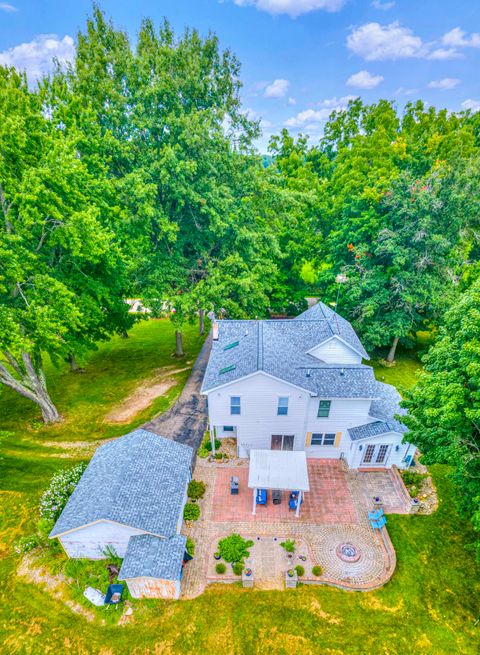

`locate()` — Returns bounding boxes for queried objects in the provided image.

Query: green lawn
[1,328,479,654]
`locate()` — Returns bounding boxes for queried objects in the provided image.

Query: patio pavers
[211,459,359,524]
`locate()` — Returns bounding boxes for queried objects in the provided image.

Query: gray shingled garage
[49,430,192,598]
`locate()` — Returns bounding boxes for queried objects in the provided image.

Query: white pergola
[248,449,310,517]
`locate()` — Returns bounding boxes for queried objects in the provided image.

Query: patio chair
[256,488,267,505]
[230,476,239,495]
[272,489,282,505]
[104,583,124,610]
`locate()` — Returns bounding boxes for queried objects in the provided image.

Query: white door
[361,444,390,466]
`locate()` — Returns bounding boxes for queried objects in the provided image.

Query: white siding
[305,398,374,460]
[207,372,310,456]
[347,433,414,469]
[59,521,147,559]
[308,337,362,364]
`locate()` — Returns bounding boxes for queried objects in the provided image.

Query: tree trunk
[121,329,129,339]
[199,309,205,335]
[175,330,184,357]
[0,350,61,423]
[68,353,79,372]
[386,336,399,363]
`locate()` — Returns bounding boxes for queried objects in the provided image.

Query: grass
[1,325,479,654]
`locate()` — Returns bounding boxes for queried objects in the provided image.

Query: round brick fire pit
[336,542,361,563]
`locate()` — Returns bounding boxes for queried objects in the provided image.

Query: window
[277,396,289,416]
[223,426,234,432]
[311,433,336,446]
[230,396,241,415]
[271,434,294,451]
[317,400,331,418]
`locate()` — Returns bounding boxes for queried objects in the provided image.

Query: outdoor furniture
[230,476,239,495]
[83,586,105,607]
[368,508,387,530]
[256,488,267,505]
[272,489,282,505]
[104,583,124,609]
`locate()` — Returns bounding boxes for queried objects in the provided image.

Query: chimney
[212,320,219,341]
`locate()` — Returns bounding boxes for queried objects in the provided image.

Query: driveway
[142,332,211,456]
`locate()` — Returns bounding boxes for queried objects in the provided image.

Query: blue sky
[0,0,479,151]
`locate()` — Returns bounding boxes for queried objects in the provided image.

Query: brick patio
[211,459,359,524]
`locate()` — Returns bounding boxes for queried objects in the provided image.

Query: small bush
[40,462,88,522]
[14,534,39,555]
[232,562,244,576]
[312,565,323,577]
[197,445,210,459]
[205,438,221,452]
[401,470,425,486]
[213,452,223,460]
[295,565,305,577]
[183,503,200,521]
[215,563,226,574]
[218,533,254,563]
[409,485,418,498]
[186,537,195,557]
[280,539,296,553]
[188,479,206,500]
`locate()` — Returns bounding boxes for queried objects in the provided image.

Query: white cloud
[264,78,290,98]
[428,78,460,90]
[233,0,346,17]
[0,3,18,11]
[347,22,427,61]
[0,34,75,84]
[288,96,297,105]
[427,47,462,60]
[461,99,480,112]
[394,87,417,97]
[442,27,480,48]
[285,95,356,128]
[346,70,383,89]
[371,0,395,9]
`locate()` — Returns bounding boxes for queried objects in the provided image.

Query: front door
[271,435,294,451]
[361,444,390,465]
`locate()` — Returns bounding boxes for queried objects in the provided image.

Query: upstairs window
[311,433,336,446]
[277,397,289,416]
[230,396,241,415]
[317,400,331,418]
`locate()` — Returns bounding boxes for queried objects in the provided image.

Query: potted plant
[244,568,252,577]
[213,551,221,560]
[280,539,296,560]
[287,569,295,578]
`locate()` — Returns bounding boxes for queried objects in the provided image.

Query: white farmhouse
[201,302,415,469]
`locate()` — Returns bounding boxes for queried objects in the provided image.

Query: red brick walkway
[212,459,358,524]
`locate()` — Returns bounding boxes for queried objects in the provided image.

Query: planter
[213,552,221,560]
[242,568,254,588]
[410,498,421,514]
[285,569,298,588]
[372,496,383,508]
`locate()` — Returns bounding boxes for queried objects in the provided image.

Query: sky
[0,0,479,151]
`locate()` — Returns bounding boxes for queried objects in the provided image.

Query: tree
[401,280,480,557]
[0,66,132,421]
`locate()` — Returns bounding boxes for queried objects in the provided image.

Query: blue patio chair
[256,489,267,505]
[104,583,123,609]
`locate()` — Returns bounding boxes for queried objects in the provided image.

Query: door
[271,435,294,451]
[361,444,390,466]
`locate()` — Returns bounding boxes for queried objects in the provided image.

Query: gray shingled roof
[201,302,373,397]
[118,534,186,581]
[50,430,192,538]
[348,382,408,439]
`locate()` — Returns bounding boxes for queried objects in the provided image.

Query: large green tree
[402,280,480,556]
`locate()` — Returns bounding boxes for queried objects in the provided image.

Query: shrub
[215,563,226,574]
[213,452,223,460]
[183,503,200,521]
[409,485,419,498]
[280,539,296,553]
[295,565,305,577]
[14,534,39,555]
[197,444,210,459]
[312,565,323,577]
[186,537,195,557]
[39,463,88,522]
[188,479,206,500]
[205,438,221,452]
[401,470,425,486]
[232,562,244,576]
[218,533,254,563]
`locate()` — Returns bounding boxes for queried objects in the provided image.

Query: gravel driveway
[142,333,211,456]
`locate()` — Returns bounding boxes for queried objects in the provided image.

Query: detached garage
[49,429,192,568]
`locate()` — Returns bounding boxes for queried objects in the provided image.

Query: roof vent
[340,368,345,376]
[245,329,249,336]
[306,369,311,378]
[212,321,219,341]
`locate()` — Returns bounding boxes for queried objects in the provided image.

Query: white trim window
[317,400,331,418]
[311,433,336,446]
[230,396,241,415]
[277,396,289,416]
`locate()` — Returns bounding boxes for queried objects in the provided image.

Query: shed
[49,430,192,559]
[119,534,187,600]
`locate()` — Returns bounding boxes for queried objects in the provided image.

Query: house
[201,302,415,469]
[49,429,192,599]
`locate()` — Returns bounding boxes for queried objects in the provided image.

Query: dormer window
[317,400,331,418]
[277,397,289,416]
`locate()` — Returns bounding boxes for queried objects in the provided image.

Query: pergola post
[295,491,303,518]
[209,422,216,456]
[252,488,257,515]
